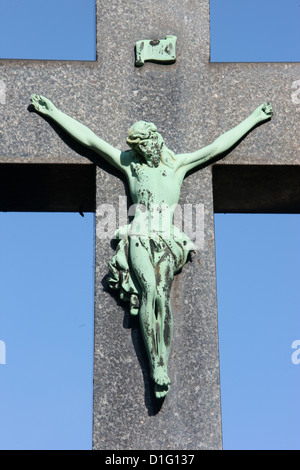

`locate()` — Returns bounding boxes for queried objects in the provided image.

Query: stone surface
[213,165,300,214]
[0,163,95,211]
[94,165,222,450]
[0,0,299,450]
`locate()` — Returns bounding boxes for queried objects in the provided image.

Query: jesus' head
[126,121,176,168]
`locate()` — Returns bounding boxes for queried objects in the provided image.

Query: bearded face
[127,121,164,167]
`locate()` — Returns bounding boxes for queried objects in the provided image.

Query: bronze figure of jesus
[30,94,272,398]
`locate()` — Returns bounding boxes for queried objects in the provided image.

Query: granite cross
[0,0,299,450]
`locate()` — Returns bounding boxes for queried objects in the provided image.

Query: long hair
[127,121,176,168]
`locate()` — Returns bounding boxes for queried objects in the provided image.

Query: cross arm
[176,103,273,176]
[30,95,127,174]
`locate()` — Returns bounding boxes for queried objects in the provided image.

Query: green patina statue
[30,94,272,398]
[135,35,177,66]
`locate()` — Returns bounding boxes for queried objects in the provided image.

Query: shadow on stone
[101,273,165,415]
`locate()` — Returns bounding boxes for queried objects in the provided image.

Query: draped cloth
[107,223,195,315]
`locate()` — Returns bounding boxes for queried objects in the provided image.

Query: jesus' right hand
[30,94,56,116]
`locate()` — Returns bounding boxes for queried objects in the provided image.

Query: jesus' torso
[124,153,183,235]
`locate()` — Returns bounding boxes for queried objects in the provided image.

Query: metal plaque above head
[135,35,177,66]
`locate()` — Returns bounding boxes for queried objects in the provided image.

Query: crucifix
[0,0,299,450]
[30,93,272,400]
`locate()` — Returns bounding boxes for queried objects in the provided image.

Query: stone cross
[0,0,299,450]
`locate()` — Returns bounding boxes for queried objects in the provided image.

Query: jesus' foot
[154,382,170,399]
[151,364,171,398]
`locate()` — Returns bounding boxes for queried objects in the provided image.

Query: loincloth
[107,224,195,315]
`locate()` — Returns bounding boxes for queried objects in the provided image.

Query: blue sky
[0,0,299,451]
[0,0,96,60]
[215,214,300,450]
[0,213,95,450]
[210,0,300,62]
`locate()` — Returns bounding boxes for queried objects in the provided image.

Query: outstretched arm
[177,103,273,175]
[30,95,127,173]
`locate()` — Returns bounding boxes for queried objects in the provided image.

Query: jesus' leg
[153,254,175,398]
[129,237,171,394]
